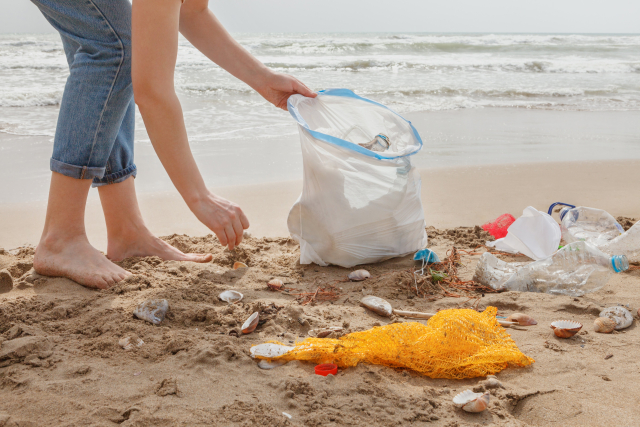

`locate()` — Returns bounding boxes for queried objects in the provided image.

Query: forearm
[178,4,271,91]
[137,95,209,206]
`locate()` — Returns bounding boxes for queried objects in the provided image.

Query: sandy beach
[1,156,640,426]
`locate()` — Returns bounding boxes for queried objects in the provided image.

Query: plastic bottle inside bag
[473,241,628,296]
[554,203,624,246]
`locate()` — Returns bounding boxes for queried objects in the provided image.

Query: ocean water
[1,32,640,201]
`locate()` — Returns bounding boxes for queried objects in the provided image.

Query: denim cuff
[50,158,106,180]
[92,164,137,187]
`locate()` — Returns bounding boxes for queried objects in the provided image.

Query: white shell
[119,337,133,351]
[257,359,288,370]
[600,306,633,330]
[453,390,490,413]
[241,312,259,334]
[360,296,393,317]
[250,343,294,359]
[219,290,243,304]
[348,269,370,281]
[550,320,582,338]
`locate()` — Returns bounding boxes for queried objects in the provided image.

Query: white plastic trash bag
[486,206,561,260]
[287,89,428,268]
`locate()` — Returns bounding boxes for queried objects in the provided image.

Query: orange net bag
[256,307,534,379]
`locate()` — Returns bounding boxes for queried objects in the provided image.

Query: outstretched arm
[178,0,316,109]
[132,0,249,250]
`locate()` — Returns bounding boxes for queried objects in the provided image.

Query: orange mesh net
[257,307,534,379]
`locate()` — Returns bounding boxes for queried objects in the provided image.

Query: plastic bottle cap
[315,363,338,376]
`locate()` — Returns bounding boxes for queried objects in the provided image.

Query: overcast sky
[3,0,639,34]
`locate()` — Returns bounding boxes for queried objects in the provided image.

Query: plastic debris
[133,299,169,325]
[486,206,561,260]
[315,363,338,376]
[252,307,534,379]
[414,248,440,264]
[482,213,516,239]
[474,241,628,296]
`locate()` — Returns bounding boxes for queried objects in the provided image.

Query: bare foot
[34,235,131,289]
[106,228,213,263]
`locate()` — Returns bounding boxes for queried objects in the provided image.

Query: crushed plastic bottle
[473,241,628,297]
[551,203,624,247]
[550,203,640,263]
[601,221,640,263]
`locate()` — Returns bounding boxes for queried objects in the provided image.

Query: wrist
[250,67,276,93]
[184,187,211,208]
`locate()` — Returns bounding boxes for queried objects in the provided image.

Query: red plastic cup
[482,213,516,239]
[315,363,338,376]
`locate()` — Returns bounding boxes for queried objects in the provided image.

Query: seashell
[348,269,370,281]
[119,337,133,351]
[453,390,490,413]
[550,320,582,338]
[506,313,537,326]
[241,312,259,334]
[316,327,344,338]
[360,295,393,317]
[250,343,294,359]
[600,306,633,330]
[267,279,284,291]
[257,359,288,370]
[233,262,248,270]
[133,299,169,325]
[593,317,616,334]
[219,290,243,304]
[481,376,505,390]
[136,338,144,347]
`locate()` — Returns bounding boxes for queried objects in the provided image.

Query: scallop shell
[241,312,259,334]
[550,320,582,338]
[219,290,243,304]
[267,279,284,291]
[360,295,393,317]
[348,269,370,281]
[593,317,616,334]
[250,343,294,359]
[233,262,248,270]
[600,306,633,330]
[453,390,490,413]
[506,313,538,326]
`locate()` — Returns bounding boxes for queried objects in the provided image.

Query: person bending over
[31,0,315,289]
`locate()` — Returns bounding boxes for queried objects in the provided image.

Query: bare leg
[99,176,212,263]
[34,172,131,289]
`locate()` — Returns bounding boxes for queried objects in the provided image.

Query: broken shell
[133,299,169,325]
[233,262,248,270]
[360,295,393,317]
[594,317,616,334]
[453,390,490,413]
[241,312,259,334]
[550,320,582,338]
[348,269,370,281]
[119,337,133,351]
[250,343,294,359]
[506,313,538,326]
[219,290,243,304]
[267,279,284,291]
[316,327,344,338]
[600,306,633,330]
[257,359,288,370]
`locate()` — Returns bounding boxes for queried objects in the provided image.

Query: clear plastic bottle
[559,205,623,246]
[601,221,640,263]
[474,241,628,297]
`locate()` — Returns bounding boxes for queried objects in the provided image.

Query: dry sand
[1,218,640,426]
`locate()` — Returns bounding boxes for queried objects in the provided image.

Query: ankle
[107,223,153,246]
[38,230,88,251]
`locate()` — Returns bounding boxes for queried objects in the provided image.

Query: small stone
[602,375,612,381]
[0,270,13,294]
[605,354,613,360]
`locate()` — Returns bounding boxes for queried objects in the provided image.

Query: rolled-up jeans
[31,0,136,186]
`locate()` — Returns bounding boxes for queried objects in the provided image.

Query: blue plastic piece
[287,88,423,160]
[413,248,440,264]
[547,202,576,219]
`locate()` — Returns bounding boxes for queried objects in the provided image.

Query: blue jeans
[31,0,136,186]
